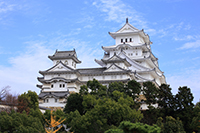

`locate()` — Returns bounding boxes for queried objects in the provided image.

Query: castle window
[63,84,65,88]
[121,39,123,43]
[65,60,68,65]
[46,99,48,103]
[125,38,127,42]
[51,84,53,88]
[130,38,132,42]
[55,99,57,102]
[43,99,45,103]
[60,84,62,88]
[72,61,74,66]
[136,53,138,56]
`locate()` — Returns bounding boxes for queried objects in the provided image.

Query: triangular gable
[104,63,128,72]
[118,52,151,71]
[107,53,124,61]
[116,23,139,33]
[46,61,74,72]
[134,72,154,82]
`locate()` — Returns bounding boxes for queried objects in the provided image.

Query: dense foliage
[105,121,161,133]
[64,79,143,133]
[0,109,45,133]
[0,80,199,133]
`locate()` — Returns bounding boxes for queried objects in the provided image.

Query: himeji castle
[37,18,166,109]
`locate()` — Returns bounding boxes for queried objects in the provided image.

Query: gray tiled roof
[101,53,131,67]
[38,92,69,98]
[39,61,78,75]
[77,66,130,75]
[81,78,131,84]
[38,77,79,83]
[48,50,81,63]
[77,67,106,74]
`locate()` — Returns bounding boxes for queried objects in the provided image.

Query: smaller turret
[48,49,81,69]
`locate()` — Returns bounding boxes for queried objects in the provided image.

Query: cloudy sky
[0,0,199,103]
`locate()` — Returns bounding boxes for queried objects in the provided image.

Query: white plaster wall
[44,75,52,80]
[53,59,76,69]
[115,35,140,45]
[68,87,78,93]
[39,98,66,108]
[155,78,161,86]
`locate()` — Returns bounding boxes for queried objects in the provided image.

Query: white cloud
[92,0,146,27]
[0,1,15,13]
[167,68,200,103]
[174,35,194,41]
[0,34,102,95]
[178,40,200,49]
[0,42,53,94]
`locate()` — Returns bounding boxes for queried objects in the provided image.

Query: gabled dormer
[109,18,152,46]
[101,53,131,69]
[48,49,81,69]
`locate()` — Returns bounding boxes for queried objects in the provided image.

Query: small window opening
[51,84,53,88]
[46,99,49,103]
[125,38,127,42]
[63,84,65,88]
[121,39,123,43]
[60,84,62,88]
[55,99,57,102]
[130,38,132,42]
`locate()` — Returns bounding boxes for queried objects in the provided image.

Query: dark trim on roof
[39,61,77,75]
[38,77,80,84]
[104,63,131,73]
[101,53,131,67]
[48,50,81,63]
[38,91,69,99]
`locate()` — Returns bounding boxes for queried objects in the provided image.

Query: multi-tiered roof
[37,18,166,109]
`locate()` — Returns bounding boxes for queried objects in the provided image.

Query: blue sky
[0,0,200,103]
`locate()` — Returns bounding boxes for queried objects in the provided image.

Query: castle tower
[37,18,166,109]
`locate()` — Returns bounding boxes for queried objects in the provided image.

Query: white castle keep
[37,18,166,108]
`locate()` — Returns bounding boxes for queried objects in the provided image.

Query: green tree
[157,84,175,117]
[64,93,84,115]
[143,81,159,106]
[190,103,200,132]
[67,92,143,133]
[174,86,194,132]
[108,82,125,97]
[0,110,45,133]
[87,79,107,97]
[126,80,141,100]
[156,116,185,133]
[105,121,161,133]
[17,90,39,113]
[79,85,89,95]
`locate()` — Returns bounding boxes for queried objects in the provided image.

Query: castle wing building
[37,18,166,108]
